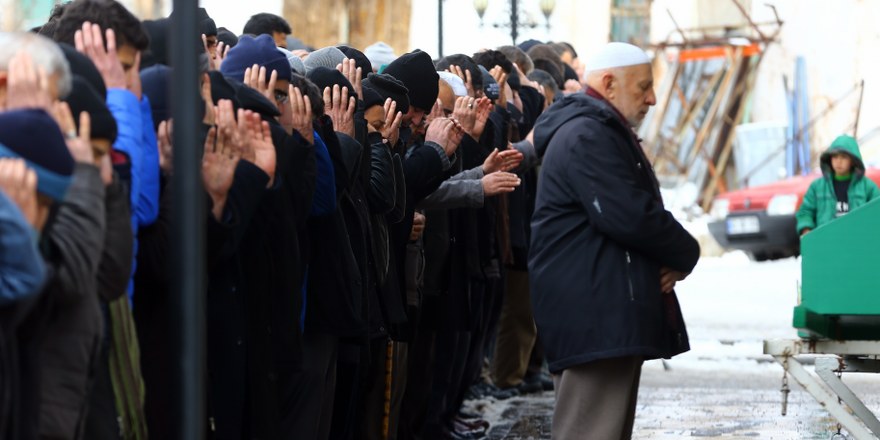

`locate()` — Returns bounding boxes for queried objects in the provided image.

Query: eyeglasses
[274,91,289,105]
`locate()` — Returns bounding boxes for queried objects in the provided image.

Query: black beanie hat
[361,84,384,110]
[208,71,241,108]
[337,46,372,77]
[141,64,171,130]
[307,66,356,99]
[217,27,238,48]
[0,109,75,201]
[58,43,106,99]
[65,76,117,147]
[363,73,409,115]
[382,49,439,111]
[198,8,217,36]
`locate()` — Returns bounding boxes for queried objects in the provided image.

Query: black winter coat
[528,93,700,373]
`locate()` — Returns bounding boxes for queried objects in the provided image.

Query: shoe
[454,414,489,431]
[524,372,554,392]
[482,383,519,400]
[448,419,487,439]
[516,379,543,395]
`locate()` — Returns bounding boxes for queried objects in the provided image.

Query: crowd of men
[0,1,600,439]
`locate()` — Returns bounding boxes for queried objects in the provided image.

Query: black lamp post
[474,0,556,45]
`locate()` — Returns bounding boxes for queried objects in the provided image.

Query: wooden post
[284,0,412,54]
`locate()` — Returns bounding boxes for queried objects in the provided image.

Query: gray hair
[0,32,72,98]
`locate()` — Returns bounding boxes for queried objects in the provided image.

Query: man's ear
[601,72,615,99]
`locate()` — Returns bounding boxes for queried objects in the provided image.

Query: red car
[707,168,880,260]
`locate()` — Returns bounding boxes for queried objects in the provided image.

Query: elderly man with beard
[528,42,700,439]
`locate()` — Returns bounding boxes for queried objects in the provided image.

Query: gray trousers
[551,356,643,440]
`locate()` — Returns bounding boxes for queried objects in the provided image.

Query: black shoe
[524,372,554,392]
[516,379,543,395]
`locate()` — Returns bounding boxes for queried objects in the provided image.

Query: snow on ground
[480,252,880,439]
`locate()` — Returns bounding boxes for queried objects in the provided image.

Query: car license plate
[726,216,760,235]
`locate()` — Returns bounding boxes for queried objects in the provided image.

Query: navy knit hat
[220,34,292,84]
[382,50,439,111]
[307,66,355,99]
[363,73,409,115]
[141,64,171,130]
[0,110,75,201]
[64,76,118,148]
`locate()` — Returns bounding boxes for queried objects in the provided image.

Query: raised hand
[449,65,475,98]
[472,97,493,140]
[482,148,524,174]
[423,98,445,131]
[453,96,478,137]
[425,117,463,157]
[4,52,53,111]
[288,85,314,144]
[243,64,278,105]
[381,98,403,145]
[215,99,243,155]
[75,22,126,89]
[238,110,276,186]
[202,125,240,220]
[215,41,230,66]
[0,159,39,228]
[323,84,356,138]
[337,59,363,101]
[489,66,509,105]
[51,101,94,164]
[481,171,521,197]
[157,119,173,174]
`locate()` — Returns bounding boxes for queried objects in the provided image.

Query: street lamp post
[473,0,556,45]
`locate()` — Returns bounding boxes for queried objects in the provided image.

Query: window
[610,0,651,47]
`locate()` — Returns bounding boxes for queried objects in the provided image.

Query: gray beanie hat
[277,47,305,75]
[364,42,396,71]
[303,46,347,74]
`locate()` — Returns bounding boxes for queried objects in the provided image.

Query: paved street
[472,254,880,439]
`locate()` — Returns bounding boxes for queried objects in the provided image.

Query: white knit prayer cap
[437,71,468,97]
[584,42,651,73]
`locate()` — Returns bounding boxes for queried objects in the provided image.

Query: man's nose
[646,89,657,106]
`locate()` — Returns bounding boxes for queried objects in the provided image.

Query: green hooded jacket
[795,134,880,233]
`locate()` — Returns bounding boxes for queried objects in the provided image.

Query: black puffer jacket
[529,93,700,373]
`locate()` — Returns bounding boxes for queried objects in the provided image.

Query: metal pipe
[170,0,206,437]
[510,0,519,45]
[438,0,444,58]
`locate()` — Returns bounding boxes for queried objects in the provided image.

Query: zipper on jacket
[625,251,634,301]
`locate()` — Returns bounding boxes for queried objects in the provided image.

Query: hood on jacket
[820,134,865,178]
[532,92,622,158]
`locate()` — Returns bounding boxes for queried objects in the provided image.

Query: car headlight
[767,194,799,216]
[710,199,729,220]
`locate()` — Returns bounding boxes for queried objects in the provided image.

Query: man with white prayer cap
[527,42,701,439]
